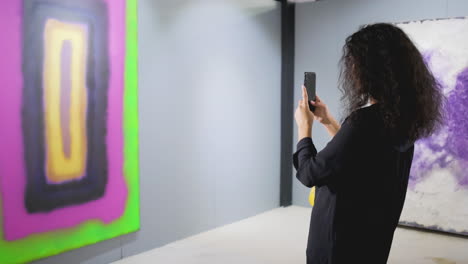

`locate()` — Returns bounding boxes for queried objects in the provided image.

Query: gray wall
[34,0,281,263]
[293,0,468,207]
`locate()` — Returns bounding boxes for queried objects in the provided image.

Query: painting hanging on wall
[0,0,140,262]
[397,17,468,236]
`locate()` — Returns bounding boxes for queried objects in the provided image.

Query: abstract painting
[0,0,139,262]
[397,18,468,236]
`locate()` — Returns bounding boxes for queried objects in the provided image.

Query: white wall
[293,0,468,207]
[34,1,281,263]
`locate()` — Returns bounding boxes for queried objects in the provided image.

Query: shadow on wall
[143,0,279,42]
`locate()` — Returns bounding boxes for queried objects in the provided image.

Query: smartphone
[304,72,316,112]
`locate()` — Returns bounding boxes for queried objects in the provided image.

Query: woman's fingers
[315,95,327,108]
[316,94,322,103]
[302,85,308,102]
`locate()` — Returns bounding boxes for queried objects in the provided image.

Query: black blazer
[293,103,414,264]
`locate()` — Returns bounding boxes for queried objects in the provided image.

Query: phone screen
[304,72,316,111]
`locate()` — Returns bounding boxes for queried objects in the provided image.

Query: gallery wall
[34,0,281,263]
[293,0,468,207]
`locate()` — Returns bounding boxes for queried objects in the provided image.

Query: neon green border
[0,0,140,263]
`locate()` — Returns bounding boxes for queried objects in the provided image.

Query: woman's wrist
[323,116,340,137]
[319,110,333,125]
[298,126,312,142]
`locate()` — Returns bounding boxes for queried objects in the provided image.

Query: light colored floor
[114,206,468,264]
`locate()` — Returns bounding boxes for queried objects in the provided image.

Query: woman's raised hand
[311,95,332,125]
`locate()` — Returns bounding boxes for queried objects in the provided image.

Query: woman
[293,23,444,264]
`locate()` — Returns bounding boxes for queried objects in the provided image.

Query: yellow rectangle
[43,19,88,183]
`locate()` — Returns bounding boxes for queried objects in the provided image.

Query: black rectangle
[304,72,316,112]
[280,1,295,206]
[22,0,110,213]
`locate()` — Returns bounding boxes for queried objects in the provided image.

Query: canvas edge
[123,0,141,232]
[398,221,468,237]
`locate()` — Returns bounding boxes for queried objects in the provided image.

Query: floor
[113,206,468,264]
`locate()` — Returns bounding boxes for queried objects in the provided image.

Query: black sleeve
[292,115,365,188]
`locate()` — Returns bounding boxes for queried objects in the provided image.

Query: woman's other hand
[311,95,341,137]
[311,95,332,125]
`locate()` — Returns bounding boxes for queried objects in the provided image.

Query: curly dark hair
[339,23,444,143]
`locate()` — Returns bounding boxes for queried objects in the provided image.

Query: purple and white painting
[397,18,468,236]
